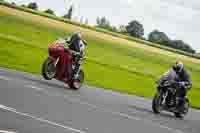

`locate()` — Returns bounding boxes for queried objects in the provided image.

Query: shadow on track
[17,74,78,91]
[128,104,182,119]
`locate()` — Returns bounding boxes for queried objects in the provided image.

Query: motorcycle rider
[65,32,87,79]
[158,61,192,110]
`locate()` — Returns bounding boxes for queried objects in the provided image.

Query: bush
[44,9,55,15]
[126,20,144,38]
[27,2,38,10]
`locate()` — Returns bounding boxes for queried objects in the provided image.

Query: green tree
[119,25,127,33]
[170,40,195,53]
[96,17,111,29]
[21,4,26,8]
[64,5,73,20]
[96,17,122,33]
[27,2,38,10]
[126,20,144,38]
[96,17,100,25]
[44,9,55,15]
[111,26,118,32]
[11,2,16,5]
[148,30,169,44]
[148,30,195,53]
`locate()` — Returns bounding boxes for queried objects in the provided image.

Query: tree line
[6,1,195,54]
[96,17,195,54]
[148,30,195,53]
[15,2,74,20]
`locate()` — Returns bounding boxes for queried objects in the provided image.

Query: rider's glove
[83,39,87,46]
[178,82,185,88]
[65,37,71,44]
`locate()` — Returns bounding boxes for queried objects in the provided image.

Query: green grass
[0,6,200,108]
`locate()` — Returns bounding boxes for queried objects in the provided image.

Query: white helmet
[173,61,184,73]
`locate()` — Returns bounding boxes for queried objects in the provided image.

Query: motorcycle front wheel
[152,93,162,114]
[42,57,56,80]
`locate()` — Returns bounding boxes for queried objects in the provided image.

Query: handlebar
[54,38,66,44]
[53,38,86,59]
[157,80,179,88]
[68,50,81,56]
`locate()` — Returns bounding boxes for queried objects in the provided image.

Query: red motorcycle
[42,39,85,89]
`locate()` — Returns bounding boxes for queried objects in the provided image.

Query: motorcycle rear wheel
[42,57,56,80]
[174,99,190,118]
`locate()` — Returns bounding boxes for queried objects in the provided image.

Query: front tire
[70,70,84,90]
[42,57,56,80]
[152,93,162,114]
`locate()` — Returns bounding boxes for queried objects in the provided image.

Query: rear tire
[70,70,84,90]
[174,98,189,118]
[152,93,161,114]
[183,98,190,115]
[42,57,56,80]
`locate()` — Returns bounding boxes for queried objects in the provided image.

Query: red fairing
[48,43,65,58]
[48,43,73,82]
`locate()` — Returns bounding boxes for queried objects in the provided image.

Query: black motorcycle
[152,80,190,118]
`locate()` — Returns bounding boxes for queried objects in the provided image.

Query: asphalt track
[0,68,199,133]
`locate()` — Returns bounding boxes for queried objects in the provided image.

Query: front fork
[162,91,168,105]
[54,57,60,67]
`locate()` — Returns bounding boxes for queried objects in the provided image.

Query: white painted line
[32,88,184,133]
[23,84,184,133]
[0,76,10,81]
[61,95,184,133]
[0,130,17,133]
[25,85,44,91]
[0,104,87,133]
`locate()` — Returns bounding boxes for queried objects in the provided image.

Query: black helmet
[173,61,184,73]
